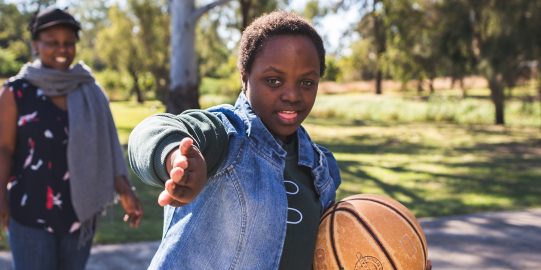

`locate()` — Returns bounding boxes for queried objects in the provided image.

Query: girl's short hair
[238,11,326,80]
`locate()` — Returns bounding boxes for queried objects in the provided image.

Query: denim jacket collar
[234,92,286,159]
[233,92,317,167]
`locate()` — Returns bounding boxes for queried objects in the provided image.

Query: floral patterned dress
[6,78,79,234]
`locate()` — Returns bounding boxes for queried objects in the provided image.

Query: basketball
[313,194,429,270]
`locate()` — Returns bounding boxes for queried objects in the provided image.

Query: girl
[128,11,339,269]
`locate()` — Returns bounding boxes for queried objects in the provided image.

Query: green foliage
[0,49,19,76]
[302,0,320,20]
[323,55,340,81]
[0,1,31,75]
[200,76,240,105]
[196,17,230,78]
[310,91,540,127]
[94,69,134,101]
[339,39,378,82]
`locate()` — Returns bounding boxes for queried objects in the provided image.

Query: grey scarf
[18,60,127,226]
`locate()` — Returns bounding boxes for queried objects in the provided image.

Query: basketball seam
[346,197,428,268]
[333,207,398,270]
[329,203,344,269]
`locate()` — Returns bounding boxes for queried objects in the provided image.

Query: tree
[467,1,537,125]
[68,0,110,69]
[434,0,476,97]
[236,0,285,30]
[95,6,146,102]
[382,0,444,94]
[167,0,231,114]
[0,1,32,73]
[130,0,170,103]
[332,0,385,94]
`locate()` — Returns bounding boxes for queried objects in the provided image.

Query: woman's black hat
[29,7,81,40]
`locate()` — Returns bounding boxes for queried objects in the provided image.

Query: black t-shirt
[279,137,322,270]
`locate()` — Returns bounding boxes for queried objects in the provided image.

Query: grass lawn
[92,92,541,246]
[1,89,539,248]
[304,119,541,217]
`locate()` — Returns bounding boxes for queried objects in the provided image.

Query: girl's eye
[301,80,316,88]
[266,78,282,87]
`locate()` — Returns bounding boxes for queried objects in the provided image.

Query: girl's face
[33,25,77,70]
[245,35,320,142]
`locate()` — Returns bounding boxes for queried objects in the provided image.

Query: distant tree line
[1,0,540,124]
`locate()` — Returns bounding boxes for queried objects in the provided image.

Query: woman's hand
[159,137,207,207]
[0,195,9,239]
[114,176,143,228]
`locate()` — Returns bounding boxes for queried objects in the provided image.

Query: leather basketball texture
[313,194,428,270]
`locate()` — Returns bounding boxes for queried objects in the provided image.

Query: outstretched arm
[128,110,229,207]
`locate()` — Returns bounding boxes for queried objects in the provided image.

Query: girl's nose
[281,84,301,103]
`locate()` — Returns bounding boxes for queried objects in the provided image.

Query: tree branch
[193,0,231,21]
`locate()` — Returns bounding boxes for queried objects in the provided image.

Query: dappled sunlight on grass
[102,97,541,245]
[306,119,541,218]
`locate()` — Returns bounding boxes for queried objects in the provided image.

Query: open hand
[159,137,207,207]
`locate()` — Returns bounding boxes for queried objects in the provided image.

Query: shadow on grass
[312,120,541,218]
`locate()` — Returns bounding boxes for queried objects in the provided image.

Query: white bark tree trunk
[168,0,231,114]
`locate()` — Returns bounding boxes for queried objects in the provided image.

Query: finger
[157,189,184,207]
[125,212,142,228]
[165,179,189,200]
[179,137,194,156]
[131,212,143,227]
[171,153,188,170]
[158,190,174,207]
[169,166,185,184]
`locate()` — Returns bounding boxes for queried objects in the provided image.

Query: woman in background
[0,7,143,270]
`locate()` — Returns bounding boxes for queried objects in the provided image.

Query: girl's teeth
[278,111,297,120]
[56,57,67,63]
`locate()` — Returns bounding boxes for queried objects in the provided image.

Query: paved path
[0,209,540,270]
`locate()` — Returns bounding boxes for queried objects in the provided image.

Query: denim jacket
[129,93,340,270]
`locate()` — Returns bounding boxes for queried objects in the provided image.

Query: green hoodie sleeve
[127,110,228,187]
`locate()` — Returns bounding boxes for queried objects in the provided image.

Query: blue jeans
[8,219,93,270]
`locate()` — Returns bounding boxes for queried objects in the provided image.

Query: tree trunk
[167,83,200,115]
[169,0,199,113]
[128,62,144,103]
[240,0,252,31]
[460,78,467,98]
[429,78,435,94]
[488,74,505,125]
[373,0,384,95]
[417,79,424,94]
[375,70,382,95]
[538,76,541,129]
[168,0,230,113]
